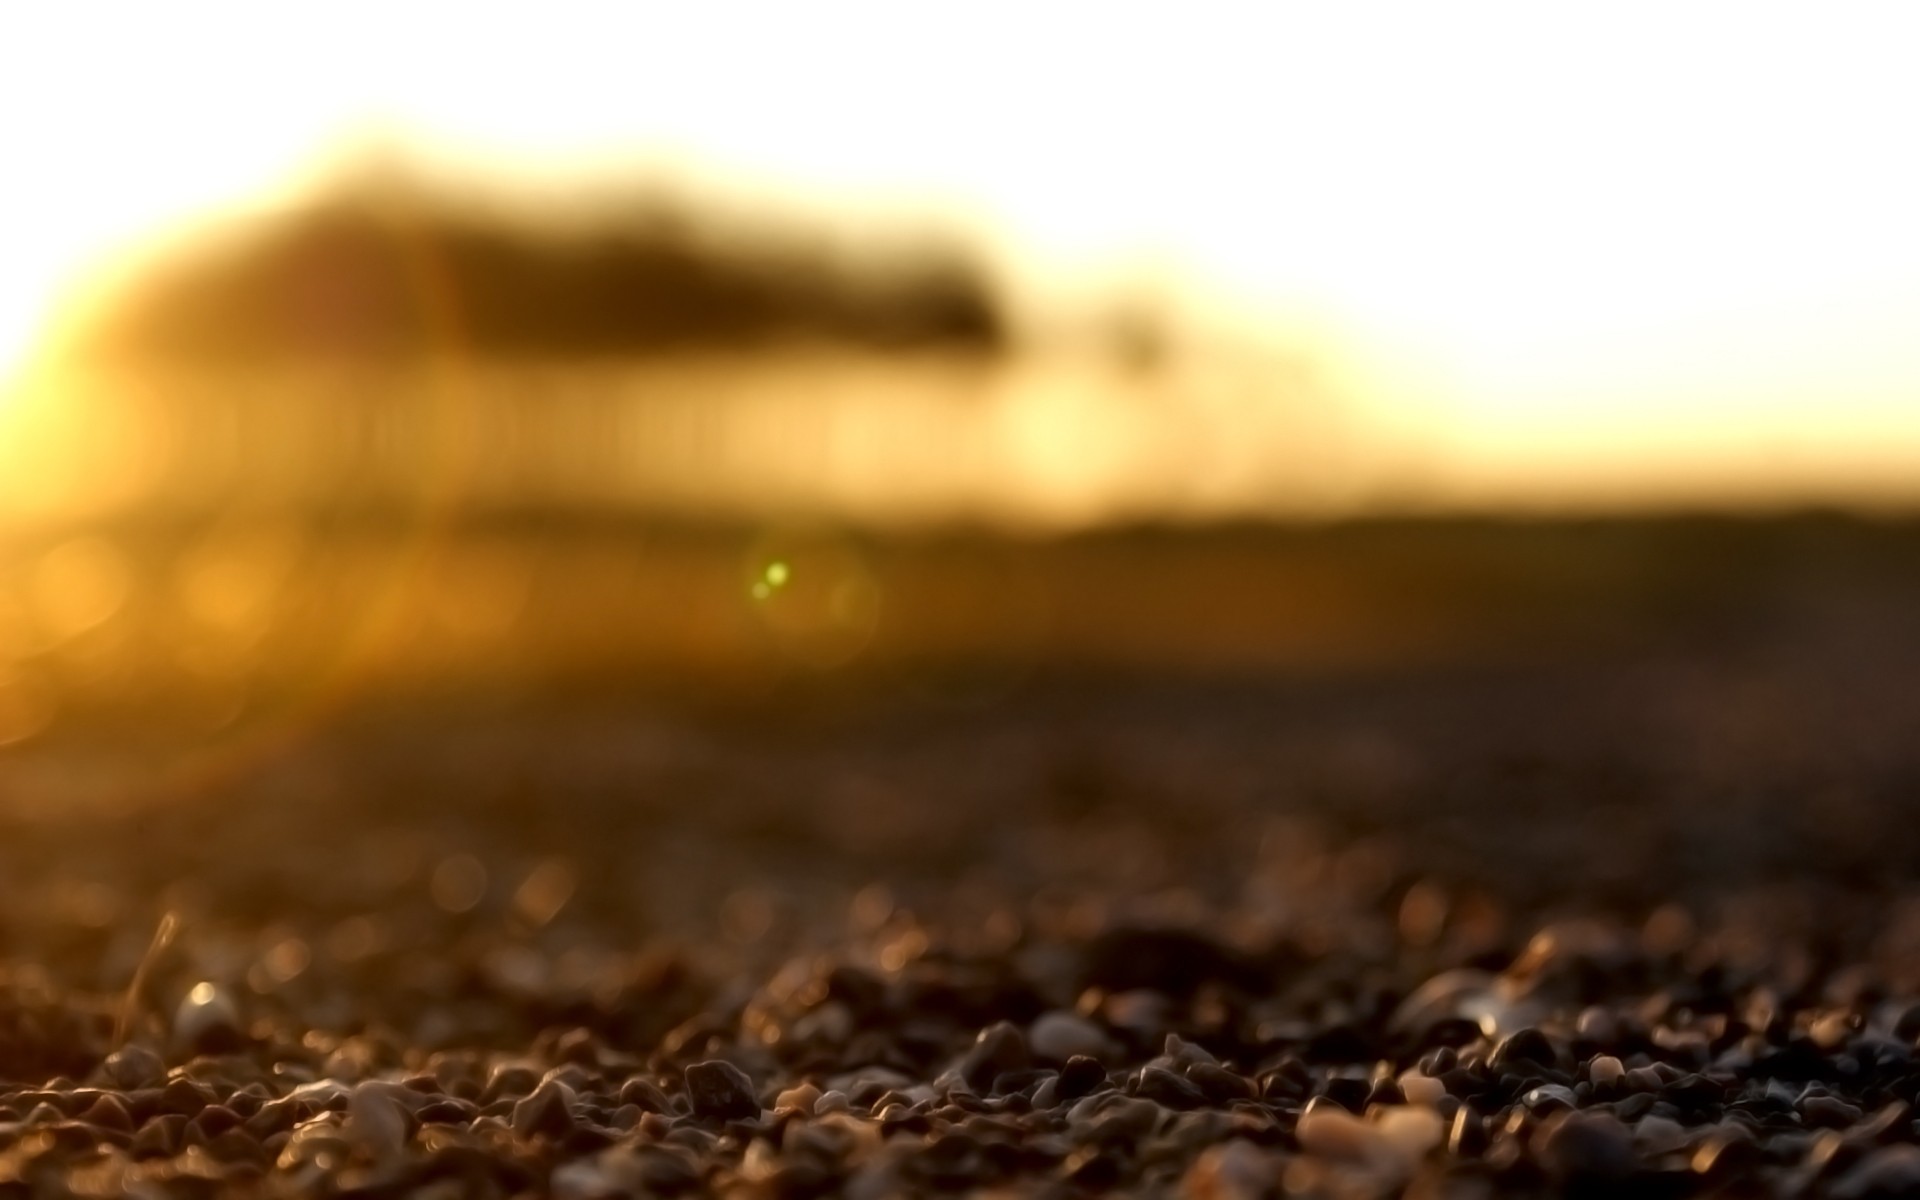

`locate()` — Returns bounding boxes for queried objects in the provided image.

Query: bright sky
[5,2,1920,508]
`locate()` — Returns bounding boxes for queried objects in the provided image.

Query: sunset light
[8,12,1920,1195]
[7,4,1920,513]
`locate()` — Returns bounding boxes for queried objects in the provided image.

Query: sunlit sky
[5,3,1920,509]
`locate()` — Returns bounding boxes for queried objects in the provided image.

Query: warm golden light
[5,4,1920,512]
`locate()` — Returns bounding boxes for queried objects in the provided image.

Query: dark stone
[101,1045,166,1091]
[1894,1005,1920,1042]
[1186,1063,1255,1103]
[481,1064,541,1104]
[78,1095,133,1133]
[684,1060,760,1122]
[158,1078,216,1118]
[511,1079,576,1140]
[1490,1028,1561,1071]
[1057,1056,1108,1102]
[1804,1094,1866,1129]
[1365,1078,1405,1108]
[960,1022,1031,1092]
[131,1115,186,1159]
[1133,1066,1206,1109]
[1537,1111,1635,1183]
[991,1068,1053,1097]
[192,1104,242,1139]
[1449,1107,1488,1158]
[1317,1076,1370,1114]
[620,1077,672,1113]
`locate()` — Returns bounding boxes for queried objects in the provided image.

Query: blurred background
[1,3,1919,794]
[4,6,1920,1060]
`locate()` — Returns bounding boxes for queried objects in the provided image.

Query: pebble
[684,1060,759,1122]
[1030,1011,1112,1062]
[1586,1054,1625,1087]
[813,1090,850,1116]
[4,738,1919,1199]
[1633,1114,1690,1156]
[1056,1056,1108,1102]
[100,1045,166,1091]
[511,1078,577,1139]
[173,982,245,1055]
[959,1022,1031,1091]
[1397,1071,1446,1106]
[1490,1027,1560,1071]
[1536,1111,1635,1181]
[1133,1065,1206,1109]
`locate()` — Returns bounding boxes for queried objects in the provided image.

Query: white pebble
[1397,1071,1446,1106]
[1588,1055,1625,1087]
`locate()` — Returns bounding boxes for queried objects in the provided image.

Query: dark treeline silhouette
[69,170,1008,365]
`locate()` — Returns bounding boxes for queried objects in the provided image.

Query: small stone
[1490,1027,1561,1071]
[1375,1107,1445,1162]
[101,1045,166,1090]
[1134,1066,1206,1109]
[346,1081,411,1158]
[1524,1084,1578,1113]
[1448,1108,1487,1157]
[192,1104,242,1139]
[159,1077,215,1118]
[173,982,244,1055]
[1537,1111,1635,1182]
[130,1116,180,1159]
[775,1083,821,1112]
[1587,1055,1625,1088]
[959,1022,1031,1091]
[1623,1066,1665,1092]
[1296,1100,1375,1160]
[79,1094,134,1133]
[1029,1011,1111,1062]
[1186,1063,1254,1103]
[482,1063,541,1104]
[512,1079,577,1140]
[684,1060,759,1122]
[1057,1056,1108,1102]
[1804,1094,1866,1129]
[617,1077,670,1113]
[1633,1114,1689,1156]
[1398,1072,1446,1106]
[1299,1101,1439,1182]
[813,1090,850,1116]
[1575,1006,1621,1045]
[1164,1034,1220,1068]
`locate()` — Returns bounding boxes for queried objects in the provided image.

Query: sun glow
[6,3,1920,510]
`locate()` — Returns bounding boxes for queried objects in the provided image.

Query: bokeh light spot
[431,855,489,914]
[29,537,131,641]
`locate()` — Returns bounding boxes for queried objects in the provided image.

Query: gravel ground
[3,643,1920,1197]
